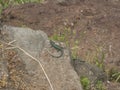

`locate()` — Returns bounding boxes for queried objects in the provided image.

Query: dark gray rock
[72,58,107,84]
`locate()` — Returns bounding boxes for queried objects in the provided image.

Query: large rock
[72,59,107,84]
[0,25,83,90]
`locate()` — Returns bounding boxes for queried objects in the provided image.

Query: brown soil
[0,0,120,90]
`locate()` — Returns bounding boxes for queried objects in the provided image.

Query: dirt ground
[0,0,120,90]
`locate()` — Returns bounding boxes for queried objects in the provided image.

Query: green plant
[80,77,106,90]
[0,0,44,15]
[92,46,105,71]
[109,69,120,82]
[80,76,90,90]
[0,0,9,14]
[50,33,65,42]
[84,45,105,73]
[71,40,79,59]
[0,0,9,8]
[112,72,120,82]
[95,80,106,90]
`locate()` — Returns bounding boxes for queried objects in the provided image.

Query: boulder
[0,25,83,90]
[72,58,107,84]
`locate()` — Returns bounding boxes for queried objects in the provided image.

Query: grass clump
[80,76,90,90]
[50,26,81,59]
[93,47,105,70]
[109,69,120,82]
[95,80,106,90]
[0,0,44,15]
[80,76,106,90]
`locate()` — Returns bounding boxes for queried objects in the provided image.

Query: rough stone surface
[0,25,83,90]
[1,25,48,73]
[72,59,107,84]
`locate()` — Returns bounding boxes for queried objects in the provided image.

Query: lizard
[48,40,64,58]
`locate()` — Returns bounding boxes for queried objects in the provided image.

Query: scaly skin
[49,40,64,58]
